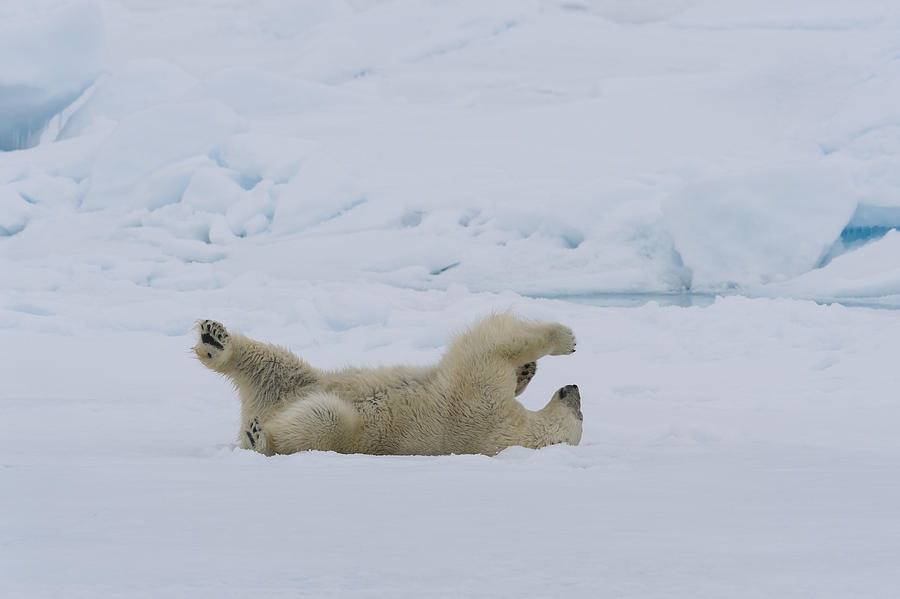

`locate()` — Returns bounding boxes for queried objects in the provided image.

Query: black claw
[246,430,256,447]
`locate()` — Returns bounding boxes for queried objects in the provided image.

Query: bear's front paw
[547,324,576,356]
[196,319,231,360]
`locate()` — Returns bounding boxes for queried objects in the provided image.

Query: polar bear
[193,313,582,456]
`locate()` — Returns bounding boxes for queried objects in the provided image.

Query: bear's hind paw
[246,417,262,448]
[244,417,272,455]
[547,324,576,356]
[557,384,583,421]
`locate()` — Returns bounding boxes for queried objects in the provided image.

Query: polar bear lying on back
[194,313,582,456]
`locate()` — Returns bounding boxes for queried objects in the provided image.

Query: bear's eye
[207,352,212,358]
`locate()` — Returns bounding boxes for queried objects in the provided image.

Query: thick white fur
[193,313,583,456]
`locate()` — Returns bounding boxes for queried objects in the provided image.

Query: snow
[663,164,857,289]
[0,2,105,150]
[4,299,900,597]
[6,0,900,297]
[767,230,900,305]
[3,0,900,596]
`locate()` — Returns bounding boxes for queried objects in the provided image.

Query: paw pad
[514,361,538,395]
[198,320,230,354]
[517,362,537,378]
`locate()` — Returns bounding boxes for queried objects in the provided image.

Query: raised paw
[196,319,230,359]
[556,384,583,421]
[514,361,537,396]
[547,324,576,356]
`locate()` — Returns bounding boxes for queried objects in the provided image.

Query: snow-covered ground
[2,1,900,597]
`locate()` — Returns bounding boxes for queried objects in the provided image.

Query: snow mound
[0,186,32,236]
[59,59,197,139]
[82,100,246,210]
[769,229,900,302]
[842,203,900,234]
[0,3,105,150]
[663,165,857,290]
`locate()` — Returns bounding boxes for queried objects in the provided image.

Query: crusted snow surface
[3,1,900,597]
[3,297,900,598]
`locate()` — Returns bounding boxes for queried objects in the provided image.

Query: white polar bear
[193,313,582,456]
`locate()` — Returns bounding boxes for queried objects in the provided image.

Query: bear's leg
[514,361,537,397]
[194,319,318,410]
[518,385,583,448]
[261,393,362,455]
[449,313,576,369]
[503,320,576,364]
